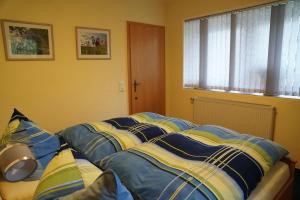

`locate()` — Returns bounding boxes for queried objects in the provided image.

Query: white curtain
[233,6,271,93]
[206,14,231,90]
[279,0,300,96]
[183,0,300,97]
[183,19,200,87]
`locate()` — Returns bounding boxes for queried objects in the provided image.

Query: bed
[0,109,296,200]
[191,97,296,200]
[98,126,294,200]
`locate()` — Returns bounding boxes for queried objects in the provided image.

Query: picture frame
[1,19,54,60]
[76,27,111,60]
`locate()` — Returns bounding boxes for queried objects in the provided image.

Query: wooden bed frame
[275,157,296,200]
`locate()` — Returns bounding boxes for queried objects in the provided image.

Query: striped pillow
[34,138,133,200]
[33,149,85,200]
[0,109,60,179]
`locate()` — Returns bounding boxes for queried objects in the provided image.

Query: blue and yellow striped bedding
[0,109,60,179]
[33,149,85,200]
[33,148,133,200]
[58,112,196,165]
[100,126,288,200]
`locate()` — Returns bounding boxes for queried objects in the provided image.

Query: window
[183,0,300,97]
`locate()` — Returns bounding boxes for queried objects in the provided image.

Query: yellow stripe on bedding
[34,150,84,199]
[40,162,75,182]
[40,150,75,177]
[183,130,272,173]
[129,115,175,133]
[76,159,102,186]
[89,122,141,149]
[131,113,187,133]
[170,177,194,200]
[181,133,220,146]
[35,166,81,198]
[4,119,20,135]
[145,121,177,133]
[133,143,243,200]
[130,113,156,123]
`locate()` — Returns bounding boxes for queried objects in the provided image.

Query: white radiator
[192,97,276,140]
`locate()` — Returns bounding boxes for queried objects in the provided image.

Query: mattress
[248,161,290,200]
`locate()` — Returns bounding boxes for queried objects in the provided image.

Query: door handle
[133,80,141,92]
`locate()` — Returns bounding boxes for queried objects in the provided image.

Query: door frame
[127,21,165,115]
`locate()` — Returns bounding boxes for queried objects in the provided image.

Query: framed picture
[1,20,54,60]
[76,27,111,60]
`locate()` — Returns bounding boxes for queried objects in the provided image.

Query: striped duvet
[59,112,196,165]
[100,125,288,200]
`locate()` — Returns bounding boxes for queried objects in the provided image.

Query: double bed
[0,107,296,200]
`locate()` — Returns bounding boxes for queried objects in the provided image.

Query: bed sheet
[0,178,39,200]
[248,161,289,200]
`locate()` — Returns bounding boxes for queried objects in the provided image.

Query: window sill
[184,87,300,100]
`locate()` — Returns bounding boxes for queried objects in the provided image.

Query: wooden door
[127,22,165,115]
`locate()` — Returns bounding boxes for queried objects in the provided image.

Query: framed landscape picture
[1,20,54,60]
[76,27,111,60]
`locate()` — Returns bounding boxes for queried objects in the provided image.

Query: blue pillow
[1,109,60,179]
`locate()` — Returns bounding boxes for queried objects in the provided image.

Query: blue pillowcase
[1,108,60,179]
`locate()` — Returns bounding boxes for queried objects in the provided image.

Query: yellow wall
[0,0,165,134]
[165,0,300,168]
